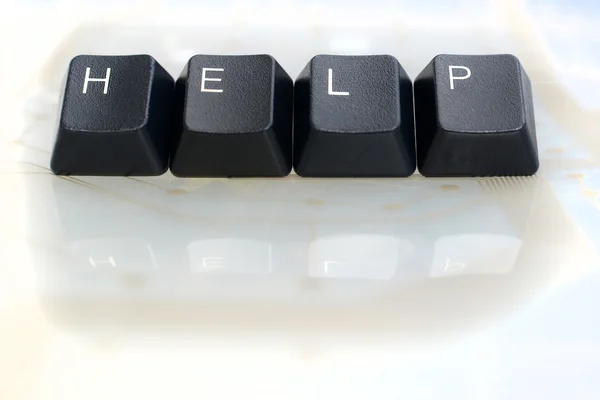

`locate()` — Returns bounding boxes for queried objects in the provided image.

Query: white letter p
[449,65,471,90]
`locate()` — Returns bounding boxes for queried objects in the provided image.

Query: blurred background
[1,0,600,399]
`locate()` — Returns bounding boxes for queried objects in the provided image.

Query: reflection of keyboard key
[71,239,159,270]
[51,55,174,176]
[294,55,416,177]
[430,234,522,277]
[187,239,273,274]
[170,55,294,177]
[415,54,539,177]
[308,234,415,280]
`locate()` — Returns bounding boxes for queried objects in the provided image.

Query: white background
[1,0,600,399]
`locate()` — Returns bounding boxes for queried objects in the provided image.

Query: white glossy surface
[2,0,600,398]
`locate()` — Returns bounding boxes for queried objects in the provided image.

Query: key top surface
[50,54,174,176]
[169,54,293,177]
[414,54,539,177]
[293,55,416,178]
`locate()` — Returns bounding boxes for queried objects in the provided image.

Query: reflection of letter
[82,67,111,94]
[328,69,350,96]
[202,256,224,268]
[201,68,224,93]
[324,260,344,273]
[448,65,471,90]
[88,256,116,267]
[187,239,272,274]
[444,258,466,273]
[431,234,522,277]
[309,234,410,280]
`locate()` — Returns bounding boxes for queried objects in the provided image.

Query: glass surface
[2,0,600,398]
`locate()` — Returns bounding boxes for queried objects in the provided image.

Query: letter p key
[449,65,471,90]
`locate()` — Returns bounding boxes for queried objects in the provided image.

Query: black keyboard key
[293,55,415,177]
[170,54,293,177]
[414,54,538,177]
[50,55,174,176]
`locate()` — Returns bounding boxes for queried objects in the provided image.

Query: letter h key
[51,55,175,176]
